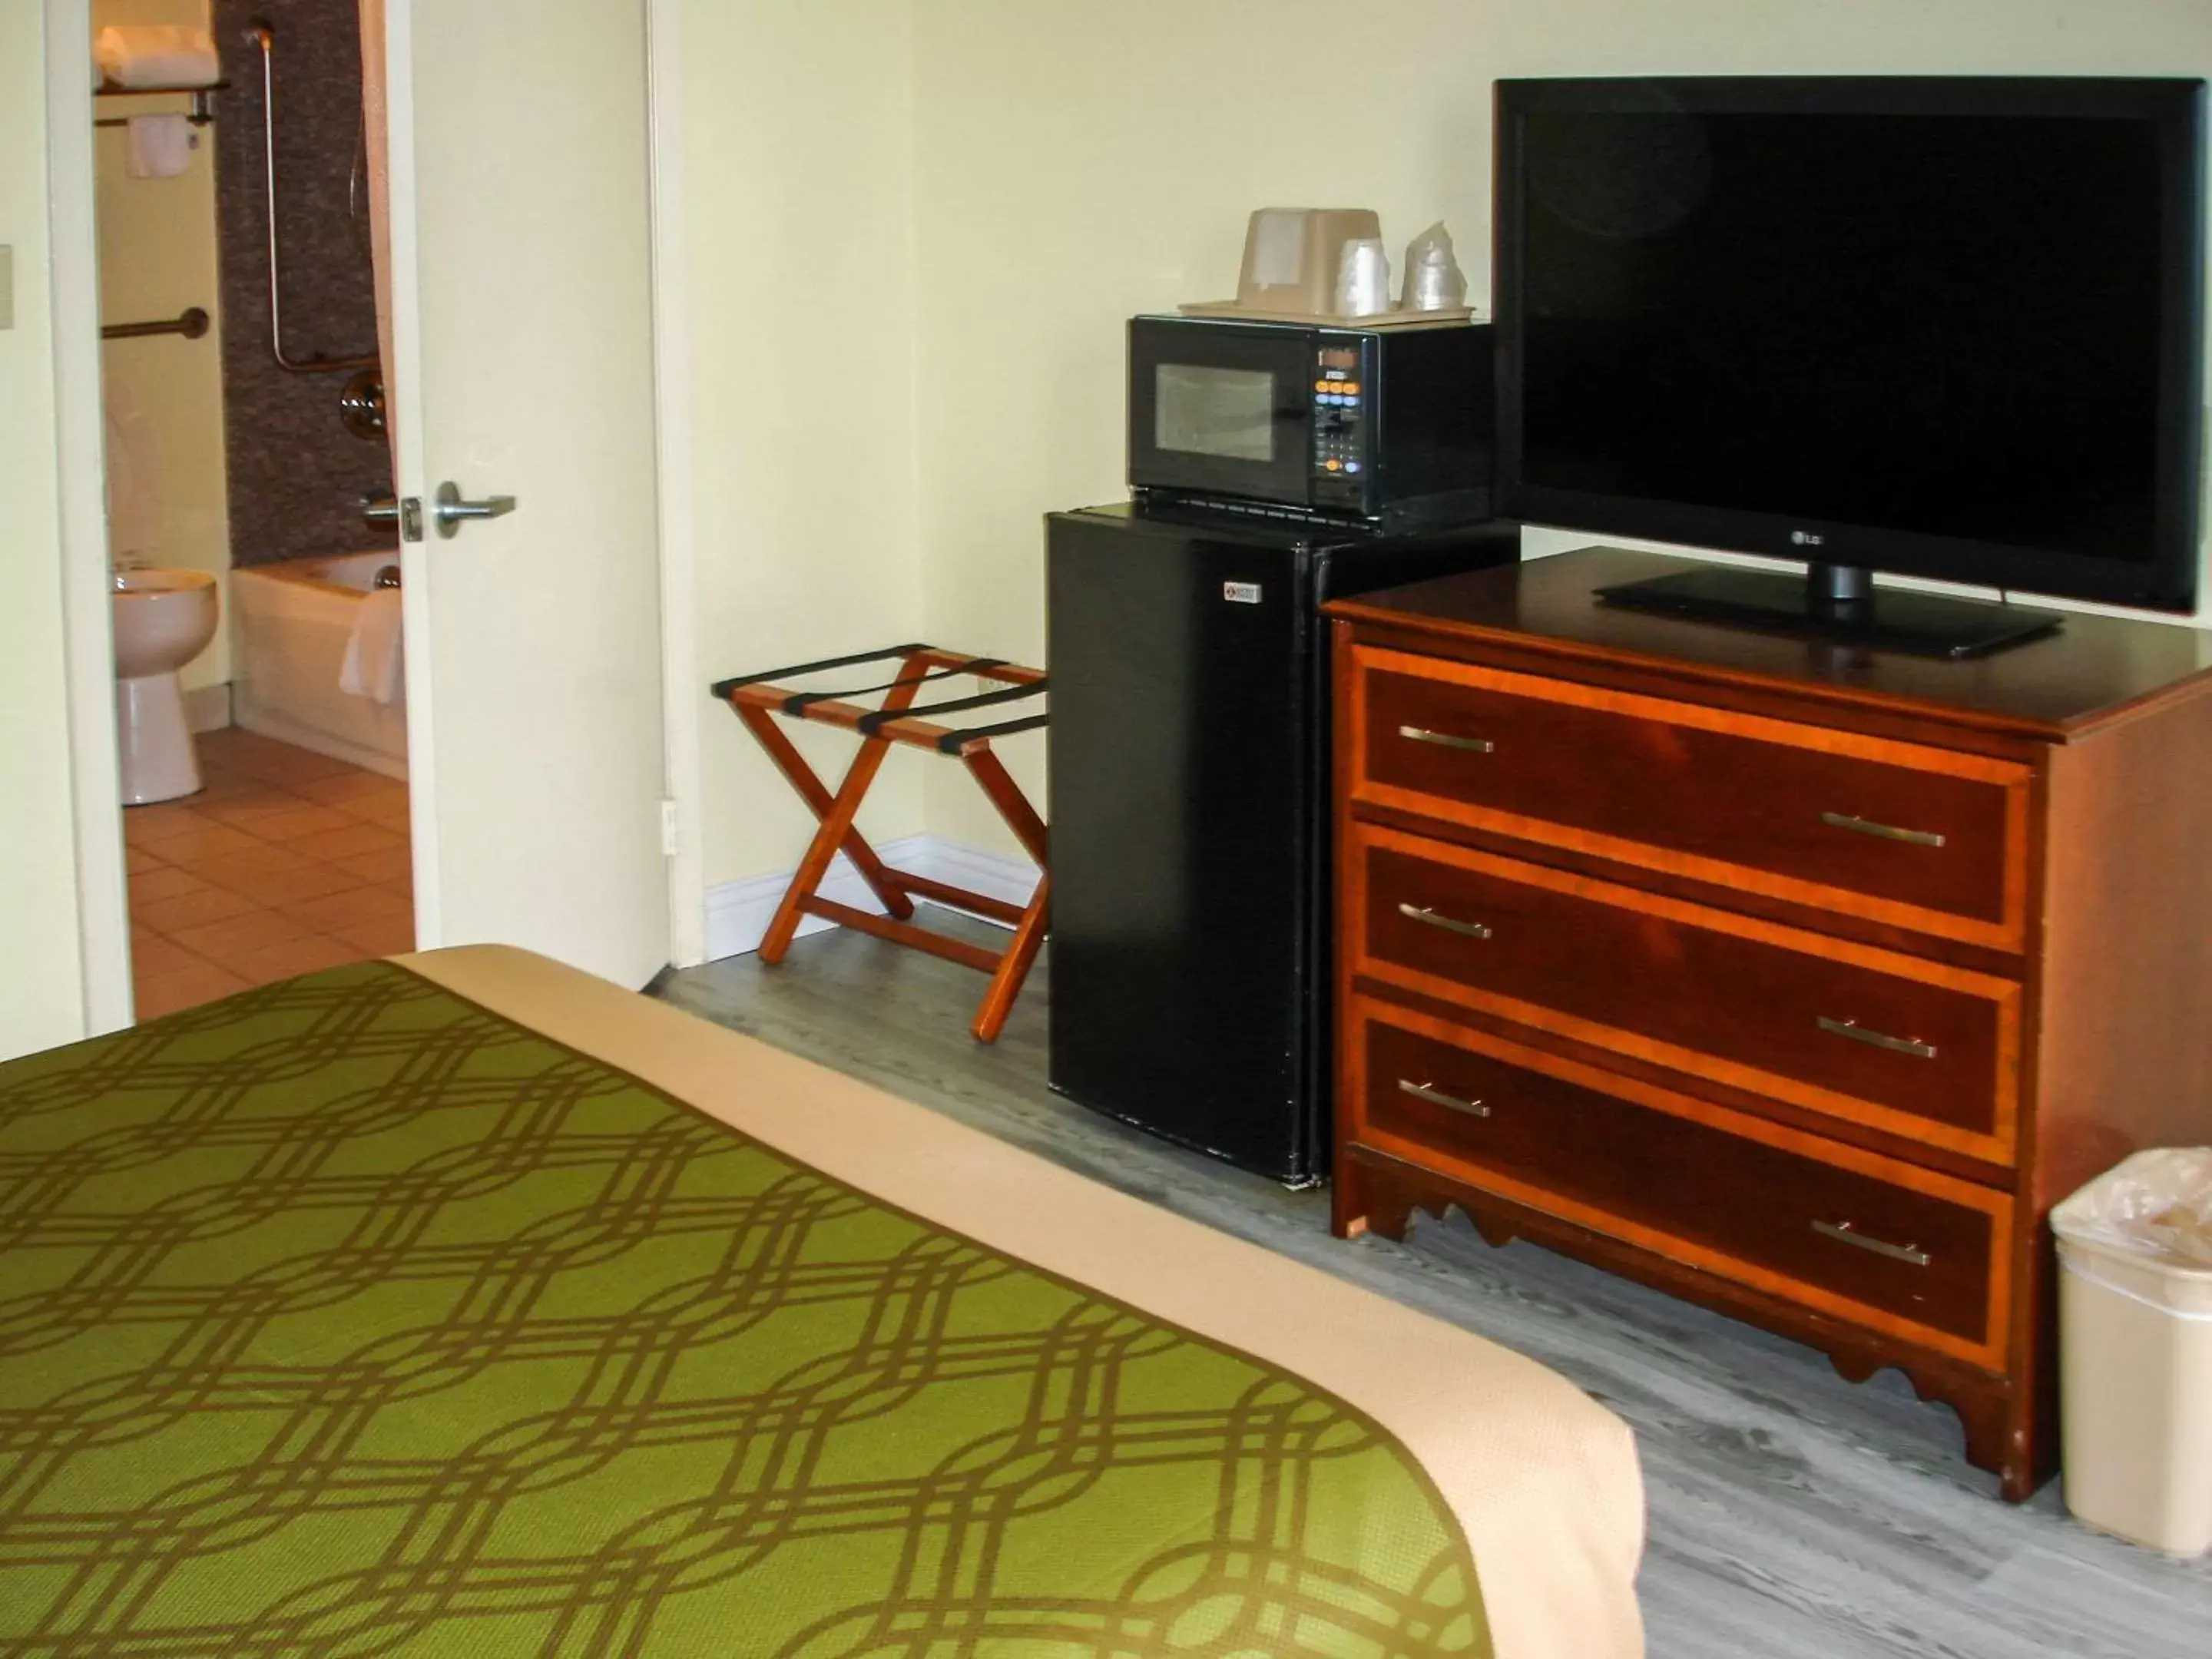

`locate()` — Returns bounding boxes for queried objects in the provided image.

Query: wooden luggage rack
[712,644,1049,1042]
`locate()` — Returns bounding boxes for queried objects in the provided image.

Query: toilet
[112,568,220,805]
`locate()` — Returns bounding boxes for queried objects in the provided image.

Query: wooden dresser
[1325,547,2212,1499]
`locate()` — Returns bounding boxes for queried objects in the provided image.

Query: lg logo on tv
[1790,530,1826,548]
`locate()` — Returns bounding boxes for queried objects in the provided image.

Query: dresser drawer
[1353,823,2022,1164]
[1350,646,2033,950]
[1351,1000,2012,1366]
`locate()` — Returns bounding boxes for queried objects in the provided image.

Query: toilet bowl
[111,568,220,805]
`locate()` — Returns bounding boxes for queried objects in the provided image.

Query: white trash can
[2051,1147,2212,1556]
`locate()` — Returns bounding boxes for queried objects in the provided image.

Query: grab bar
[245,20,378,376]
[102,306,210,341]
[94,83,223,127]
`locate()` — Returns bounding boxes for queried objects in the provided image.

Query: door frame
[44,0,131,1034]
[644,0,706,969]
[46,0,707,1035]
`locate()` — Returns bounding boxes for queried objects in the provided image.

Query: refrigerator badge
[1223,581,1263,604]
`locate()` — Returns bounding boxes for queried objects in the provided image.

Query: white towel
[124,114,195,180]
[95,25,220,90]
[339,588,406,705]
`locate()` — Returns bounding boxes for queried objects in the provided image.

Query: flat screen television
[1493,76,2206,655]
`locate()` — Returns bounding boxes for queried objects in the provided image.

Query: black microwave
[1128,314,1494,531]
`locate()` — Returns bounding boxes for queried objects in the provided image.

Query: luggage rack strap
[782,658,1004,717]
[858,677,1048,739]
[939,712,1051,755]
[709,642,929,701]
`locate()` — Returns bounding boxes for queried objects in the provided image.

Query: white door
[380,0,670,987]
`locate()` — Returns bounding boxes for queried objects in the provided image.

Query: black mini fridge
[1046,502,1518,1184]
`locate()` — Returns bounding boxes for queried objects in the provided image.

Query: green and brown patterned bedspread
[0,962,1487,1657]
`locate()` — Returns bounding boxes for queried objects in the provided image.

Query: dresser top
[1325,547,2212,741]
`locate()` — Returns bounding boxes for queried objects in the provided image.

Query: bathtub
[232,551,409,780]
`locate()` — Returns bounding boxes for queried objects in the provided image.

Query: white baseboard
[704,833,1041,962]
[912,836,1041,913]
[185,683,232,733]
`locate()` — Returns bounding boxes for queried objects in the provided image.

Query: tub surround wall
[213,0,394,568]
[95,0,233,691]
[232,553,408,778]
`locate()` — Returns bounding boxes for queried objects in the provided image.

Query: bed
[0,946,1643,1657]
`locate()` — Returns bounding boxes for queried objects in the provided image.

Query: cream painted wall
[0,0,94,1056]
[94,0,231,691]
[680,0,927,890]
[906,0,2212,856]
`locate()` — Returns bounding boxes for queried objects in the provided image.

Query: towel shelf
[94,83,223,127]
[103,307,210,342]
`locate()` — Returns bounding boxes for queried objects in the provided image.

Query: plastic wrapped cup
[1402,220,1469,310]
[1335,238,1392,317]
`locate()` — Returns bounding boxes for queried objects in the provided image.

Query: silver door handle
[434,480,518,539]
[361,492,423,541]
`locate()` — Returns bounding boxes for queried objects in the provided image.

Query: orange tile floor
[125,728,415,1020]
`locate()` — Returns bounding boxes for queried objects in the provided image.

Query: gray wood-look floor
[660,913,2212,1659]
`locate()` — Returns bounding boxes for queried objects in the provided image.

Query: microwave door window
[1156,365,1277,462]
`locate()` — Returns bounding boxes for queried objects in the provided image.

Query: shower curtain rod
[247,20,379,376]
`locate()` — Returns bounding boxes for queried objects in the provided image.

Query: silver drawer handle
[1399,724,1495,755]
[1397,902,1492,941]
[1813,1218,1932,1267]
[1399,1078,1490,1118]
[1820,810,1945,849]
[1817,1015,1938,1060]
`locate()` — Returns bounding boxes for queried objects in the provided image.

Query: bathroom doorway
[123,731,414,1013]
[95,0,415,1016]
[54,0,688,1034]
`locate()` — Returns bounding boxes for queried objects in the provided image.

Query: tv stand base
[1596,564,2065,658]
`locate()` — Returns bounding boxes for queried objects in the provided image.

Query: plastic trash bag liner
[2051,1148,2212,1270]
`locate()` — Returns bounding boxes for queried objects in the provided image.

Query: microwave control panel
[1310,338,1373,508]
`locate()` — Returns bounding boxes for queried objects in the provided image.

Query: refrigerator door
[1048,510,1318,1181]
